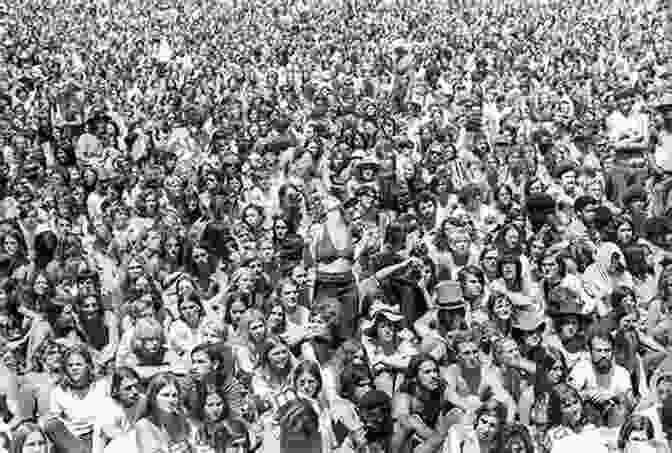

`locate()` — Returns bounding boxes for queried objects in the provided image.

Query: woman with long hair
[76,294,119,371]
[167,292,210,358]
[391,354,455,453]
[22,340,65,416]
[623,244,658,309]
[134,373,195,453]
[43,345,108,453]
[250,336,296,414]
[543,383,608,453]
[10,423,50,453]
[235,309,268,374]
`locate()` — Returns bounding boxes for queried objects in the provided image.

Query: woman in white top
[44,345,109,453]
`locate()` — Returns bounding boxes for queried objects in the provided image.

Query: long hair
[277,398,322,453]
[548,383,583,428]
[291,360,323,399]
[399,354,446,426]
[110,366,141,400]
[141,372,190,443]
[10,422,49,453]
[61,345,95,390]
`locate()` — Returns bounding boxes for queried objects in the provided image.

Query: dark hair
[497,254,524,292]
[339,363,373,401]
[110,367,141,403]
[617,414,655,449]
[548,383,583,428]
[292,360,323,398]
[277,398,321,447]
[501,424,534,453]
[586,325,615,351]
[623,245,655,280]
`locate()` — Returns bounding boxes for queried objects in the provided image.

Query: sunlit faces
[179,298,202,327]
[491,295,513,321]
[79,295,100,320]
[248,319,266,343]
[117,376,141,408]
[295,371,320,399]
[557,315,580,340]
[266,342,290,370]
[65,352,90,388]
[155,384,180,414]
[190,350,216,379]
[280,281,299,310]
[416,359,440,392]
[203,392,227,422]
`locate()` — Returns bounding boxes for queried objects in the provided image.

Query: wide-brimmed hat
[435,281,465,311]
[362,301,404,336]
[512,308,547,332]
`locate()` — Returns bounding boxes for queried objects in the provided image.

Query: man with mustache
[568,328,633,407]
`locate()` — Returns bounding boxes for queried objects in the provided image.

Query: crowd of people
[0,0,671,452]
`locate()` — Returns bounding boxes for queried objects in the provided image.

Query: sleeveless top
[316,225,354,264]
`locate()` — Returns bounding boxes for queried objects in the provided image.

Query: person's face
[504,228,519,248]
[457,341,480,369]
[4,235,18,255]
[281,283,299,310]
[560,171,576,193]
[541,256,559,280]
[416,360,440,392]
[43,346,63,372]
[203,392,226,422]
[145,194,158,214]
[142,336,161,355]
[268,305,284,329]
[475,414,499,442]
[34,275,49,295]
[590,337,613,373]
[114,210,129,230]
[291,267,307,287]
[376,318,396,344]
[463,275,483,299]
[179,299,201,326]
[419,200,435,219]
[274,220,288,239]
[165,237,181,259]
[492,297,513,321]
[80,296,99,319]
[506,435,528,453]
[296,371,320,399]
[191,350,215,379]
[559,316,579,340]
[229,300,246,327]
[501,262,516,281]
[155,384,180,414]
[249,320,266,343]
[128,260,143,280]
[237,270,254,293]
[657,376,672,406]
[498,187,511,205]
[452,233,469,255]
[498,338,520,366]
[267,343,290,370]
[66,353,89,386]
[561,394,583,427]
[617,223,633,245]
[21,431,49,453]
[117,376,141,408]
[244,208,261,228]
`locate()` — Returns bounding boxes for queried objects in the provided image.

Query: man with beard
[339,390,394,453]
[443,331,513,420]
[568,328,632,408]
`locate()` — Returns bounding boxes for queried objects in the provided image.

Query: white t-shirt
[568,361,632,397]
[50,380,109,438]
